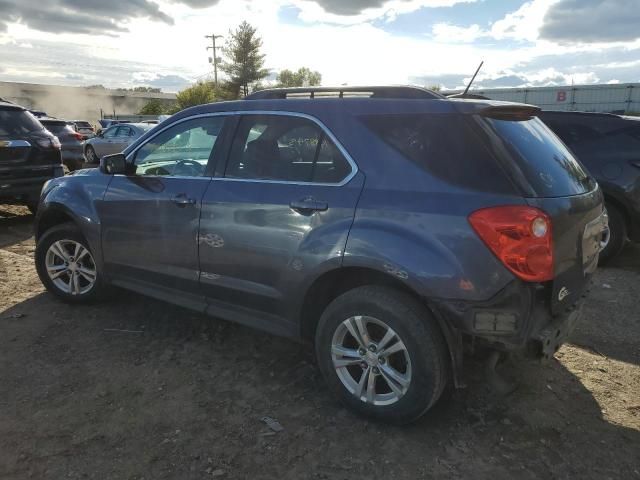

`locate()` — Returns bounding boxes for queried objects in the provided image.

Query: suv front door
[199,113,364,333]
[99,115,229,308]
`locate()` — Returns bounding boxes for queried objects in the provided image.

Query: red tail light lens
[35,136,61,150]
[469,206,554,282]
[71,131,84,141]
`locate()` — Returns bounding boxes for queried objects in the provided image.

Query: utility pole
[205,34,223,87]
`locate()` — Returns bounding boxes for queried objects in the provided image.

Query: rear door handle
[171,194,196,206]
[290,197,328,213]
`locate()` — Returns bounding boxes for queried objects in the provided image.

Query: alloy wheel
[45,240,97,295]
[331,315,412,406]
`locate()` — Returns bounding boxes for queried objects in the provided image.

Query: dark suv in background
[540,111,640,262]
[33,87,608,423]
[40,118,86,171]
[0,100,64,212]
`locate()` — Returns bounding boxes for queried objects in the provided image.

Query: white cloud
[490,0,557,42]
[431,23,484,43]
[293,0,477,25]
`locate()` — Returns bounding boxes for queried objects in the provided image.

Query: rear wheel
[599,203,627,264]
[315,286,449,424]
[85,145,98,164]
[35,223,106,303]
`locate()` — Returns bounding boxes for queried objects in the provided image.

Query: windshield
[0,107,44,137]
[478,116,596,197]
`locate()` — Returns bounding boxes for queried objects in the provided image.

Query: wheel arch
[35,204,78,241]
[299,266,462,385]
[603,193,631,234]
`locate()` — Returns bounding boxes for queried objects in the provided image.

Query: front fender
[36,169,112,271]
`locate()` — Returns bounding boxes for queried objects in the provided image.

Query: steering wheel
[174,159,203,176]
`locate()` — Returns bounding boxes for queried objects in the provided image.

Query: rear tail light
[70,131,84,141]
[35,136,61,150]
[469,206,554,282]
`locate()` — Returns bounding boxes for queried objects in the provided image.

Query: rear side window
[361,113,515,194]
[0,108,43,136]
[480,117,595,197]
[225,115,352,184]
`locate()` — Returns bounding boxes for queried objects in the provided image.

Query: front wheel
[315,286,449,424]
[35,223,106,303]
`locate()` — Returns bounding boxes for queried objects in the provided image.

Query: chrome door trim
[124,110,359,187]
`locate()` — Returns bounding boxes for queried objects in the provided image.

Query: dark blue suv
[34,87,608,424]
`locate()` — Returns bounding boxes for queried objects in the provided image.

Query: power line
[205,34,223,87]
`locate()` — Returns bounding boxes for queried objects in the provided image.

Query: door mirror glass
[100,153,128,175]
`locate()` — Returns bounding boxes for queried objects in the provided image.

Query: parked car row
[0,99,64,212]
[0,99,161,210]
[33,86,610,424]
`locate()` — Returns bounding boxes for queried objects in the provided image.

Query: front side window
[225,114,352,183]
[133,116,224,177]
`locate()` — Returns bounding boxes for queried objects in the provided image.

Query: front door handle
[171,194,196,206]
[290,197,328,213]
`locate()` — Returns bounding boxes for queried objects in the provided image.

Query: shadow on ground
[1,290,639,480]
[0,206,34,249]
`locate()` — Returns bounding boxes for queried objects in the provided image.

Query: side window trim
[126,111,358,187]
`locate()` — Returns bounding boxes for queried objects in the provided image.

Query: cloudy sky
[0,0,639,92]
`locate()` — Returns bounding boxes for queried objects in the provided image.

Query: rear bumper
[432,279,588,359]
[535,302,582,359]
[0,166,64,204]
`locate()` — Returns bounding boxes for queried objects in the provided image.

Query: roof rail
[245,86,444,100]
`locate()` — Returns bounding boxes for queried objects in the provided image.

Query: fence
[443,83,640,114]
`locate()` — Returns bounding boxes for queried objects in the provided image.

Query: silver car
[84,123,153,164]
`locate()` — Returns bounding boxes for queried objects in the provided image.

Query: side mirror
[100,153,128,175]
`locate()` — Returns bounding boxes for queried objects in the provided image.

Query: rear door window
[225,114,352,184]
[479,116,595,197]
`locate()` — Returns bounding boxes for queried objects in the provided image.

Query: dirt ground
[1,204,639,480]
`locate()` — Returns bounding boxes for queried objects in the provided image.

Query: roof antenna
[462,60,484,96]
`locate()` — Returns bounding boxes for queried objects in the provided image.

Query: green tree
[276,67,322,88]
[174,81,216,111]
[138,98,165,115]
[220,21,269,97]
[167,81,239,114]
[428,84,442,92]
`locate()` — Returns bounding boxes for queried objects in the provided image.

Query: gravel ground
[1,204,639,480]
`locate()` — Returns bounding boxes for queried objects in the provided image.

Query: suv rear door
[198,113,364,333]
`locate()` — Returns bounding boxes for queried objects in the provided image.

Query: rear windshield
[0,107,44,136]
[75,121,92,128]
[478,116,595,197]
[41,121,70,135]
[361,113,516,194]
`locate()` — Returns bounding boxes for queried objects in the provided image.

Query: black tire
[599,203,627,264]
[35,222,107,303]
[85,145,98,164]
[315,286,449,424]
